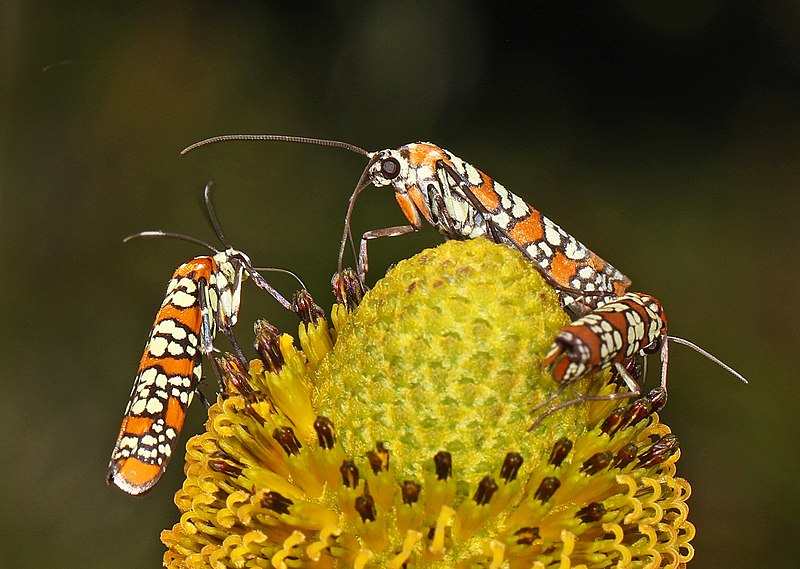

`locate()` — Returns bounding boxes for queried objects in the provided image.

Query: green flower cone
[162,239,694,569]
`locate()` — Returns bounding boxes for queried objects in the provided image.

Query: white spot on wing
[154,319,187,340]
[492,211,512,228]
[176,278,197,293]
[510,197,529,218]
[138,367,157,386]
[465,164,482,186]
[146,398,164,414]
[545,225,562,247]
[167,342,184,356]
[148,337,168,357]
[170,290,196,308]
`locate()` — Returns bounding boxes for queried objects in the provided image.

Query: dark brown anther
[272,426,302,456]
[366,450,382,474]
[376,441,389,470]
[580,451,613,475]
[500,452,523,482]
[621,397,653,429]
[244,405,268,426]
[355,493,376,522]
[646,387,668,414]
[576,502,606,523]
[613,443,638,469]
[366,442,389,474]
[434,451,452,480]
[313,416,336,449]
[473,476,498,506]
[208,458,243,477]
[401,480,421,505]
[292,289,325,325]
[601,407,626,436]
[254,319,284,373]
[548,437,573,467]
[514,527,541,545]
[214,353,255,399]
[638,434,680,468]
[332,268,364,312]
[340,459,359,488]
[533,476,560,503]
[262,491,293,515]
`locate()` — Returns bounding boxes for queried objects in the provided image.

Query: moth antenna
[181,134,369,157]
[181,136,377,276]
[202,182,232,248]
[252,266,309,291]
[123,231,220,254]
[338,155,381,275]
[668,335,749,384]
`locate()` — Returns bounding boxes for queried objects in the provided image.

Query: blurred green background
[1,2,796,568]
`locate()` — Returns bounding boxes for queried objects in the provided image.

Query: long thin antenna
[202,182,233,248]
[668,335,749,384]
[203,182,309,292]
[252,266,309,291]
[338,155,381,275]
[181,134,370,157]
[181,134,377,275]
[123,231,220,253]
[125,184,309,313]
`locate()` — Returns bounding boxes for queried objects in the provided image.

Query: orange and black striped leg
[357,224,418,287]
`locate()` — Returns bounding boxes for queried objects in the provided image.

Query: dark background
[1,2,796,567]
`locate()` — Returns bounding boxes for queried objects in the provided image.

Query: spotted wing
[545,293,665,384]
[437,153,631,314]
[107,260,213,495]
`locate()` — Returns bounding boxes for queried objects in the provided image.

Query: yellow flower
[162,239,694,569]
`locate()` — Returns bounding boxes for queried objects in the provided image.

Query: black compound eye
[380,157,401,179]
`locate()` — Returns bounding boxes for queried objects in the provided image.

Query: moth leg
[436,161,501,242]
[658,336,670,392]
[244,266,294,312]
[196,277,216,356]
[357,224,419,286]
[220,326,248,370]
[529,362,642,431]
[197,278,247,391]
[193,383,213,409]
[613,360,642,394]
[437,161,616,311]
[529,383,570,416]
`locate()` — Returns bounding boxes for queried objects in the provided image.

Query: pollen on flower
[161,238,694,569]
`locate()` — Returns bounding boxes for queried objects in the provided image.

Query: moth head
[367,149,407,189]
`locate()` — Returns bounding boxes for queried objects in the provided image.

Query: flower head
[162,239,694,568]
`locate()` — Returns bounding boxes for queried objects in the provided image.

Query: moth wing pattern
[107,257,217,495]
[416,145,631,313]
